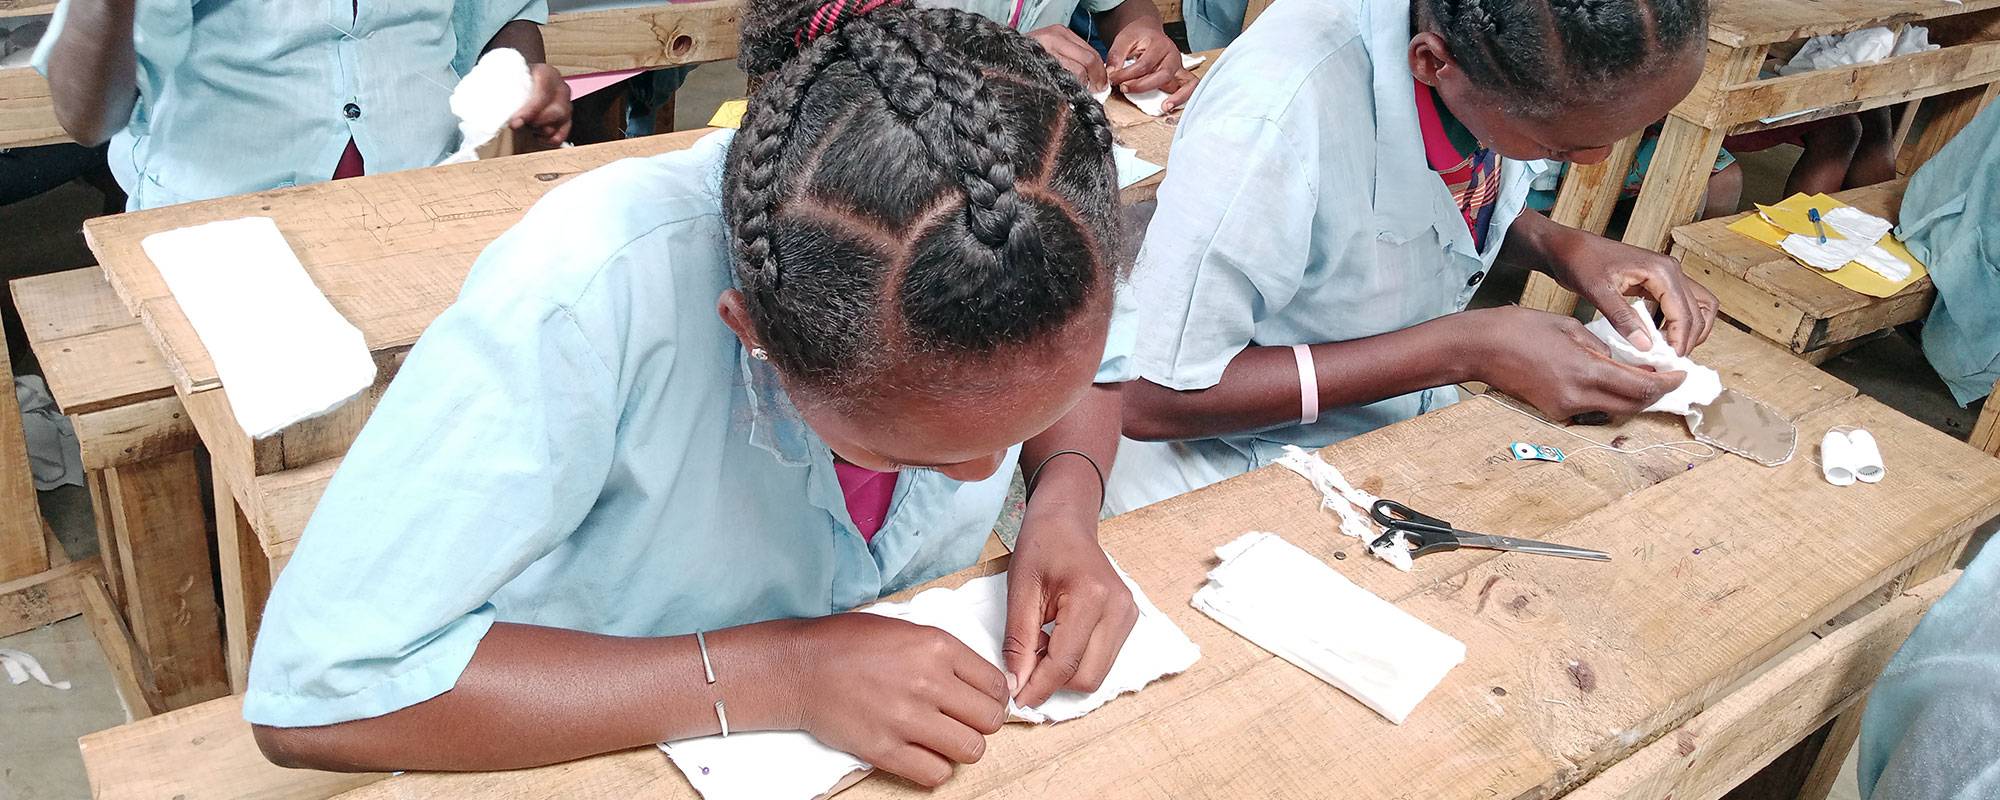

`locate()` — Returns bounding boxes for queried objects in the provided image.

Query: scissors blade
[1455,534,1611,562]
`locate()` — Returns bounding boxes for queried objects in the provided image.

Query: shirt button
[1467,270,1486,287]
[342,102,362,120]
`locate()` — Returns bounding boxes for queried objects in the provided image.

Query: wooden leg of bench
[1,335,49,581]
[79,571,164,719]
[105,450,229,710]
[86,470,128,611]
[214,472,272,693]
[1624,116,1730,254]
[1971,383,2000,456]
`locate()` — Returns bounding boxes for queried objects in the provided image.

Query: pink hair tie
[795,0,901,45]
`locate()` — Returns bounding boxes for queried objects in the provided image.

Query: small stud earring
[750,347,770,362]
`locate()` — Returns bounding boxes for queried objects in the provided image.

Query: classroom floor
[0,66,1978,799]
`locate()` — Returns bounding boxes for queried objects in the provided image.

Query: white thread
[1475,394,1720,462]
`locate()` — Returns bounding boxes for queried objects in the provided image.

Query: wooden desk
[80,91,1188,691]
[76,322,2000,800]
[1520,0,2000,314]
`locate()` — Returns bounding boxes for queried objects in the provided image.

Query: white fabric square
[1584,300,1723,416]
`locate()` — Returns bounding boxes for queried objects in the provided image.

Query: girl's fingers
[906,714,989,766]
[1017,594,1101,707]
[937,673,1008,735]
[1066,600,1137,694]
[1161,72,1198,113]
[1112,47,1171,91]
[952,647,1011,705]
[999,576,1045,698]
[875,743,955,788]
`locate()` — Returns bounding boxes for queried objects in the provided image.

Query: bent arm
[1122,313,1484,442]
[41,0,139,146]
[255,620,809,772]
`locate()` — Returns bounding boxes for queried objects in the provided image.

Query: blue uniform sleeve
[243,269,622,728]
[1129,114,1317,391]
[1858,542,2000,800]
[454,0,550,74]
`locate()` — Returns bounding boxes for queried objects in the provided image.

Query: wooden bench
[9,268,228,711]
[68,322,2000,800]
[1670,179,1931,365]
[1521,0,2000,313]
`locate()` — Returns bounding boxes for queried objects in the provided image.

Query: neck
[1427,85,1481,155]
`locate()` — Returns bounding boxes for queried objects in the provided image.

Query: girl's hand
[1106,24,1197,112]
[1467,306,1688,423]
[1001,505,1138,708]
[1544,230,1719,356]
[511,62,574,147]
[794,614,1008,787]
[1028,26,1109,92]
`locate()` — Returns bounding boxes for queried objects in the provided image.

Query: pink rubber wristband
[1292,344,1319,425]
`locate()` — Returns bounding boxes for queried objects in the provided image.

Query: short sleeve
[243,282,621,728]
[28,0,68,77]
[1080,0,1125,14]
[453,0,550,73]
[1130,114,1317,391]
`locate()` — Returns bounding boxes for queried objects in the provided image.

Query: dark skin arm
[1124,212,1704,442]
[41,0,139,147]
[1006,383,1138,707]
[482,20,573,146]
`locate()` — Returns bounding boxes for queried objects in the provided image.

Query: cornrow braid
[723,0,1119,393]
[1418,0,1709,116]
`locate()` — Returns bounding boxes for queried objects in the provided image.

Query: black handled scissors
[1368,499,1610,562]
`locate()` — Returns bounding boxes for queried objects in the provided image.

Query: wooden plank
[1567,571,1957,800]
[1521,131,1644,314]
[215,475,273,694]
[85,470,125,610]
[0,65,65,149]
[80,695,388,800]
[1628,43,1766,254]
[0,325,49,581]
[0,558,98,638]
[1899,81,2000,176]
[1697,40,2000,129]
[1707,0,2000,48]
[11,269,140,345]
[104,450,230,711]
[79,570,166,720]
[72,393,198,470]
[542,1,741,75]
[1680,257,1816,350]
[1973,385,2000,456]
[35,324,179,415]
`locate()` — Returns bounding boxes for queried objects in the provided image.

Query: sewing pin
[1807,207,1828,244]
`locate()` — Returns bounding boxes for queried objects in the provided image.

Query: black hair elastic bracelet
[1025,449,1107,510]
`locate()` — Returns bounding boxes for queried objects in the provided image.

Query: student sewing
[925,0,1200,113]
[244,0,1140,786]
[33,0,573,210]
[1106,0,1723,514]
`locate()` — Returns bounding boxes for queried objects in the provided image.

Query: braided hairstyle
[1417,0,1709,116]
[725,0,1119,402]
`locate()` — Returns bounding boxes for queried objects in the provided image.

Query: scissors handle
[1370,499,1453,534]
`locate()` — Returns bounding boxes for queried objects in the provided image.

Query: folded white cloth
[1095,53,1208,117]
[661,566,1200,800]
[0,648,71,690]
[1272,445,1411,571]
[1584,300,1723,416]
[1776,205,1912,280]
[140,217,377,439]
[1192,532,1465,724]
[440,48,532,166]
[1780,27,1896,76]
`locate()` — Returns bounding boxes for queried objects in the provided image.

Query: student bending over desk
[245,0,1140,787]
[1105,0,1723,514]
[33,0,574,210]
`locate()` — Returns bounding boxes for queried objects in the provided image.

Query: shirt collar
[1363,0,1474,252]
[739,343,820,468]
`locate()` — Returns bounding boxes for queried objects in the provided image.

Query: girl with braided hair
[243,0,1139,784]
[1107,0,1725,513]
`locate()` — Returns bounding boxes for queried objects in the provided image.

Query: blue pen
[1808,207,1828,244]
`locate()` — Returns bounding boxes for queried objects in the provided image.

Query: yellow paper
[1727,192,1926,299]
[707,99,748,130]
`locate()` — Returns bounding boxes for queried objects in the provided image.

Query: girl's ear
[716,289,760,350]
[1407,31,1454,88]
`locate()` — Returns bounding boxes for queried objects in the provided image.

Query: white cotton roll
[1821,430,1857,486]
[1847,429,1885,483]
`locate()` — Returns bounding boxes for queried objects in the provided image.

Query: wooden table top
[77,321,2000,799]
[1708,0,2000,48]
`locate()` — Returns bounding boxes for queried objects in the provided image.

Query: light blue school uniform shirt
[1899,102,2000,408]
[243,130,1137,728]
[1857,539,2000,800]
[1107,0,1546,513]
[916,0,1124,33]
[32,0,545,211]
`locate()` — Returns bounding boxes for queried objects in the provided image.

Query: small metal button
[1466,270,1485,287]
[342,102,361,120]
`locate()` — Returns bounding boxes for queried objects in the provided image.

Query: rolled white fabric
[1822,430,1858,486]
[1847,429,1885,483]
